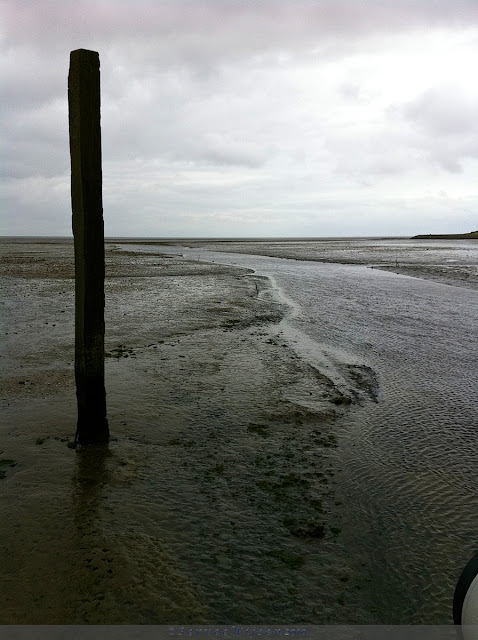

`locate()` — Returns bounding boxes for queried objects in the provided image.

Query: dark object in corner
[453,550,478,636]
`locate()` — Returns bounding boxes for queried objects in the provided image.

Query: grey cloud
[0,141,69,179]
[324,123,422,179]
[337,83,361,101]
[399,86,478,172]
[404,86,477,136]
[0,49,63,112]
[0,177,71,236]
[3,1,478,65]
[185,139,266,169]
[98,59,276,169]
[1,91,69,178]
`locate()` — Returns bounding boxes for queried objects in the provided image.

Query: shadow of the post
[71,444,111,536]
[69,444,115,622]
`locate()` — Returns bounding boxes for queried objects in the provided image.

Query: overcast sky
[1,0,478,237]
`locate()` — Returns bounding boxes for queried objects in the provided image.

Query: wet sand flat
[0,240,358,624]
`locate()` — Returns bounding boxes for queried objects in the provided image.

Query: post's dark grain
[68,49,109,444]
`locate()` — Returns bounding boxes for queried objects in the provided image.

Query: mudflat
[0,239,361,624]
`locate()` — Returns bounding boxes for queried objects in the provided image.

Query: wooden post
[68,49,109,445]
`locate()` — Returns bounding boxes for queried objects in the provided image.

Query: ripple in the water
[174,239,478,623]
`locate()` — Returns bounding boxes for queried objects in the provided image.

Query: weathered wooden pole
[68,49,109,445]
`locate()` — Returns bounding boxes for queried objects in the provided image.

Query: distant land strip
[411,231,478,239]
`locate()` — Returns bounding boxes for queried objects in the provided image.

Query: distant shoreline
[1,233,477,243]
[411,231,478,240]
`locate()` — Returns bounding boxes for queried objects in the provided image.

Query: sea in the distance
[123,236,478,623]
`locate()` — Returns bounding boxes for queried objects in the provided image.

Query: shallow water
[177,237,478,290]
[131,239,478,623]
[1,237,477,624]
